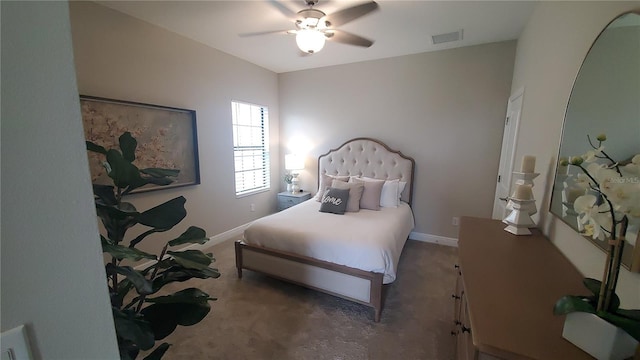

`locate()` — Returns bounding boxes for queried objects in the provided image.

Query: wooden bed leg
[371,273,384,322]
[374,307,381,323]
[235,240,243,279]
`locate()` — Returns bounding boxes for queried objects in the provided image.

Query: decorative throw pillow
[319,187,350,215]
[350,177,384,211]
[314,174,350,201]
[379,179,401,208]
[331,179,364,212]
[362,177,408,207]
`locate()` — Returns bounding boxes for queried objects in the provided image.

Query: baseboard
[409,231,458,247]
[134,223,248,270]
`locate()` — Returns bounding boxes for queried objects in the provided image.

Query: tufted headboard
[318,138,415,206]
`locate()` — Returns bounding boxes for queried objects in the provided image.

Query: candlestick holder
[503,198,536,235]
[506,197,538,216]
[505,171,540,216]
[512,171,540,187]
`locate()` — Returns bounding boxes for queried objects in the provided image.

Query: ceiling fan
[242,0,379,54]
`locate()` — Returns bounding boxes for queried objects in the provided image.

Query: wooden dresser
[452,217,593,359]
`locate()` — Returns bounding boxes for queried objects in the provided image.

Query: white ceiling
[98,0,537,73]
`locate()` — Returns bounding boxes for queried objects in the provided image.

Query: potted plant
[284,173,293,192]
[553,134,640,359]
[87,132,220,360]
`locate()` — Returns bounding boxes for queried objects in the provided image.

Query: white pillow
[363,177,407,207]
[380,179,400,208]
[398,181,407,201]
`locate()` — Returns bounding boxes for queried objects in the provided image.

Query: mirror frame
[551,10,640,272]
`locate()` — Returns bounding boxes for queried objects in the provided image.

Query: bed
[235,137,415,321]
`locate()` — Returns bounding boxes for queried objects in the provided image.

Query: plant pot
[286,183,292,192]
[562,312,639,360]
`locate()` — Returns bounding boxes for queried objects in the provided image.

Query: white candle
[512,184,533,200]
[521,155,536,173]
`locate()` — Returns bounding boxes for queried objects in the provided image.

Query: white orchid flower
[574,194,613,240]
[573,173,595,190]
[622,154,640,175]
[582,146,605,163]
[609,182,640,219]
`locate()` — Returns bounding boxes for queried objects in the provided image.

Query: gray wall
[1,1,119,357]
[279,41,517,239]
[69,2,280,256]
[511,1,640,308]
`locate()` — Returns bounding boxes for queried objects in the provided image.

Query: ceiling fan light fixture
[296,29,325,53]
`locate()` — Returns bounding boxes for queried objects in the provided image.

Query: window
[231,101,270,196]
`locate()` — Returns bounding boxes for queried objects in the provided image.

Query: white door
[492,88,524,219]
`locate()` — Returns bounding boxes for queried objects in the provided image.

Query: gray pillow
[319,187,350,215]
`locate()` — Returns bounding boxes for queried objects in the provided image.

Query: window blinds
[231,101,270,196]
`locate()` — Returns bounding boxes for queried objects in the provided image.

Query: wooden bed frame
[235,137,415,322]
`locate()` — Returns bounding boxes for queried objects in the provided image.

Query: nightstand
[277,191,311,211]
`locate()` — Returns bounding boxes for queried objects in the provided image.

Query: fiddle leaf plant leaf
[140,168,180,178]
[167,250,212,270]
[86,140,107,154]
[106,264,153,295]
[138,196,187,230]
[106,149,145,189]
[119,132,137,162]
[146,288,215,305]
[93,184,117,206]
[168,226,208,247]
[142,292,212,336]
[112,308,155,351]
[102,239,156,262]
[151,266,220,293]
[139,304,179,340]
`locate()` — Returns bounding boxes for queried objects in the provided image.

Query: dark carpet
[156,238,459,360]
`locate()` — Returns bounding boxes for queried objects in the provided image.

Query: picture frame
[80,95,200,194]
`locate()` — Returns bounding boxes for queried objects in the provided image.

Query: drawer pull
[461,326,471,333]
[454,320,461,325]
[452,294,460,300]
[450,330,458,336]
[454,264,460,269]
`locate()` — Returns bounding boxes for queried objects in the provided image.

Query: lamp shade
[285,154,304,171]
[296,29,325,54]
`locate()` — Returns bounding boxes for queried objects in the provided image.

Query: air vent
[431,29,464,45]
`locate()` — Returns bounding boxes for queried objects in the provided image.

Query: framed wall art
[80,95,200,194]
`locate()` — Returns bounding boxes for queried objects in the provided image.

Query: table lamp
[285,154,304,194]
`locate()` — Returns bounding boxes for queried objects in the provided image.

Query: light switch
[1,325,33,360]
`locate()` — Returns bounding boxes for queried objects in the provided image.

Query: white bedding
[243,199,414,284]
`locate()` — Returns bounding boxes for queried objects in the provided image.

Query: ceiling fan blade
[326,30,374,48]
[326,1,379,27]
[268,0,298,20]
[239,29,291,37]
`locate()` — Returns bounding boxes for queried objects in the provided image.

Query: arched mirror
[550,11,640,272]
